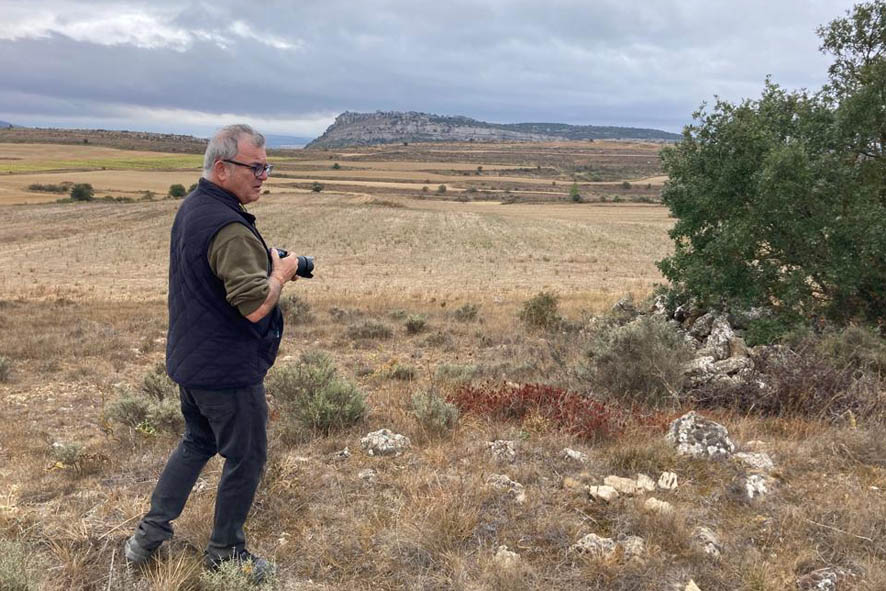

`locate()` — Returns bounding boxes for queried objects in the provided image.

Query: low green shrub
[412,389,459,436]
[585,315,692,407]
[347,319,393,340]
[0,355,10,382]
[279,294,314,324]
[50,441,83,467]
[142,362,177,401]
[386,363,417,381]
[106,384,183,434]
[518,291,562,331]
[453,303,480,322]
[0,539,40,591]
[404,314,427,334]
[435,363,479,383]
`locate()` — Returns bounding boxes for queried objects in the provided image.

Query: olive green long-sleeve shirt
[208,222,269,317]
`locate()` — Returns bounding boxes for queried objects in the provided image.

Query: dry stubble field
[1,139,884,591]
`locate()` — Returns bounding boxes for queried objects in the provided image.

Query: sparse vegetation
[347,319,393,340]
[412,388,459,436]
[311,181,324,192]
[0,354,10,382]
[404,314,427,334]
[279,293,315,324]
[0,539,40,591]
[69,183,94,201]
[518,290,562,331]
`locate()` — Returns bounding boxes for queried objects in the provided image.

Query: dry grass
[0,140,883,590]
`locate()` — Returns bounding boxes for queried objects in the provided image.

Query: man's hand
[270,247,300,283]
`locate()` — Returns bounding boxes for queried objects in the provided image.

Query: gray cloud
[0,0,857,136]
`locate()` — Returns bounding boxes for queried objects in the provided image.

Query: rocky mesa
[305,111,681,148]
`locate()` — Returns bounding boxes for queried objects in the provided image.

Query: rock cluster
[360,429,411,456]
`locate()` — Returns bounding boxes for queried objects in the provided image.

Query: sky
[0,0,859,139]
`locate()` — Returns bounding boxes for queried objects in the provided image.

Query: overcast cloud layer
[0,0,858,138]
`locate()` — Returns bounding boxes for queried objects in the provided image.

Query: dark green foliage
[659,1,886,327]
[167,183,187,198]
[332,162,341,169]
[106,384,183,434]
[436,184,447,194]
[518,291,562,331]
[404,314,427,334]
[585,316,692,406]
[27,183,69,193]
[69,183,94,201]
[311,181,324,192]
[188,182,198,192]
[569,183,582,202]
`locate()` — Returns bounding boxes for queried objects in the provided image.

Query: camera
[273,248,314,278]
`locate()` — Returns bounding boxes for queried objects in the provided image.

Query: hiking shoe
[123,535,155,566]
[204,549,275,584]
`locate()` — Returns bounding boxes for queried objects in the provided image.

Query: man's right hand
[269,247,300,284]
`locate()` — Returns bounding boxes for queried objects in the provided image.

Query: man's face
[217,138,269,205]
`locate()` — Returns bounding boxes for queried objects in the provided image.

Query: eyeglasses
[222,159,273,178]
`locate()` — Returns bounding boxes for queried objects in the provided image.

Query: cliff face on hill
[305,111,680,148]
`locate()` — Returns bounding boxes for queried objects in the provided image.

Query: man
[125,124,300,581]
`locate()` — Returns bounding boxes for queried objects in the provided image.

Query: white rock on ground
[562,448,588,463]
[360,429,411,456]
[487,440,517,463]
[666,411,735,460]
[587,485,619,503]
[493,545,521,569]
[636,473,656,492]
[569,533,617,558]
[658,471,679,490]
[685,580,702,591]
[691,526,723,559]
[487,474,527,504]
[604,475,639,495]
[644,497,674,515]
[618,535,645,561]
[733,451,774,472]
[358,468,377,484]
[744,474,768,500]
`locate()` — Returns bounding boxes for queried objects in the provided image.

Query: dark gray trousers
[133,383,268,558]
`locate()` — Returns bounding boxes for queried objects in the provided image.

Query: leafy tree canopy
[659,1,885,327]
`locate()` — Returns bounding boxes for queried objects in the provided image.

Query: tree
[569,182,582,202]
[167,183,187,199]
[70,183,94,201]
[658,1,885,326]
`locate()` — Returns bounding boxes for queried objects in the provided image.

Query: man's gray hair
[202,124,265,178]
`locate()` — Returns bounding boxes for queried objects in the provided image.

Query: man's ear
[212,160,228,182]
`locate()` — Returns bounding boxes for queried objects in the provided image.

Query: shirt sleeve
[208,223,270,316]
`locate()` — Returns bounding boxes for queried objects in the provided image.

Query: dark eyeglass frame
[222,159,273,178]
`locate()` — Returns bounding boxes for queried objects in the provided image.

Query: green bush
[311,182,324,192]
[412,389,459,436]
[27,183,69,193]
[569,183,582,202]
[106,384,183,434]
[404,314,427,334]
[167,183,187,199]
[435,363,479,383]
[453,303,480,322]
[50,441,83,467]
[386,363,417,381]
[69,183,94,201]
[518,291,562,331]
[0,539,40,591]
[818,325,886,374]
[142,362,177,401]
[279,294,314,324]
[266,351,366,441]
[0,355,10,382]
[347,319,393,340]
[436,184,447,194]
[585,315,693,406]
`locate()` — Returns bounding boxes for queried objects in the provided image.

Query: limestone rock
[358,468,377,484]
[587,485,619,503]
[644,497,674,514]
[685,581,702,591]
[493,545,520,569]
[618,535,646,561]
[734,452,775,473]
[666,411,735,460]
[636,473,656,492]
[691,526,722,559]
[744,474,768,500]
[795,567,855,591]
[563,448,588,463]
[487,440,517,463]
[658,471,679,490]
[604,475,639,495]
[704,316,735,360]
[487,473,526,504]
[688,312,716,339]
[360,429,411,456]
[570,533,617,558]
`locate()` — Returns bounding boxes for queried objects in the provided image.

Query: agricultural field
[1,139,884,591]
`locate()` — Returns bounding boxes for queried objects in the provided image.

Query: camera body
[273,248,314,278]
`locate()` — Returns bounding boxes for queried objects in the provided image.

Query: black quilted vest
[165,178,283,389]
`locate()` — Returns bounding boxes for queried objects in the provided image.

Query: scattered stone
[744,474,768,500]
[658,471,679,490]
[487,440,517,463]
[360,429,411,456]
[636,473,656,492]
[618,535,645,561]
[644,497,674,515]
[333,447,351,460]
[493,545,520,569]
[685,580,702,591]
[604,475,639,495]
[570,533,617,558]
[613,295,637,317]
[734,452,775,473]
[563,448,588,463]
[691,526,722,559]
[358,468,377,484]
[705,316,735,360]
[487,473,527,504]
[562,476,583,491]
[666,411,735,460]
[796,567,855,591]
[587,485,619,503]
[652,295,669,316]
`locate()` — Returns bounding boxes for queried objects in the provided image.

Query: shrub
[404,314,427,334]
[69,183,94,201]
[386,363,417,381]
[142,362,177,401]
[279,294,314,324]
[50,441,83,467]
[188,183,198,192]
[621,181,632,189]
[332,162,341,170]
[167,183,187,199]
[266,351,366,441]
[449,382,619,441]
[0,539,40,591]
[436,184,447,194]
[106,384,183,434]
[569,183,582,202]
[311,182,324,192]
[0,355,10,382]
[817,324,886,374]
[412,389,459,436]
[584,315,692,406]
[106,388,151,428]
[434,363,479,383]
[518,291,562,331]
[453,303,479,322]
[27,183,69,193]
[347,319,393,340]
[199,556,276,590]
